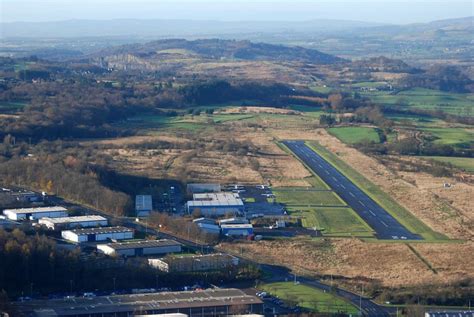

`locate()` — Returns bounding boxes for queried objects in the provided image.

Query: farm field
[421,156,474,173]
[307,142,448,241]
[361,88,474,116]
[419,127,473,148]
[260,282,359,314]
[289,207,374,237]
[328,126,380,144]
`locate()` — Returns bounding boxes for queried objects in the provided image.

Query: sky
[1,0,472,24]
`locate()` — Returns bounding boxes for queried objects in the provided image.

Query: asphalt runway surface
[283,140,421,240]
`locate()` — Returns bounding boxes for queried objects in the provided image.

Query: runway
[283,140,421,240]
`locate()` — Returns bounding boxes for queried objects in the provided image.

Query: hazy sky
[1,0,472,24]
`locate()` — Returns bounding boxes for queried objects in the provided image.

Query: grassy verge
[273,189,346,207]
[288,207,374,237]
[306,142,448,241]
[260,282,359,314]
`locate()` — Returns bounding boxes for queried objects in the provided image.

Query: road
[283,140,421,240]
[38,191,394,316]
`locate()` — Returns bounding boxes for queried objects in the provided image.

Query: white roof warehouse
[186,192,244,217]
[62,226,134,243]
[2,206,68,221]
[39,215,108,230]
[97,239,182,257]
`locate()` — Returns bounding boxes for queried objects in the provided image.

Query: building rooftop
[155,253,236,263]
[218,217,249,224]
[14,288,262,316]
[3,206,67,214]
[64,226,133,235]
[136,195,152,210]
[40,215,106,224]
[188,192,243,207]
[192,217,216,225]
[99,239,182,250]
[220,224,253,229]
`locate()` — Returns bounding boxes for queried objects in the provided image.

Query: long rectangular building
[149,253,239,273]
[3,206,68,221]
[97,239,182,257]
[61,226,134,243]
[39,215,108,230]
[14,288,263,317]
[221,224,254,236]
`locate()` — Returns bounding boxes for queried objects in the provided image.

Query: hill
[92,39,343,65]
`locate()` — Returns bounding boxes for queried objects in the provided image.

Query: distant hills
[1,17,472,67]
[92,39,343,65]
[0,19,385,39]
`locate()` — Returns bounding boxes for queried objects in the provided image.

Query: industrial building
[2,206,68,221]
[38,215,108,230]
[186,192,244,217]
[97,239,182,257]
[187,183,221,194]
[136,195,153,217]
[193,218,220,234]
[218,217,249,225]
[148,253,239,273]
[221,224,254,237]
[14,288,263,317]
[61,226,134,243]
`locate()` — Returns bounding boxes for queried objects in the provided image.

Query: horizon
[1,0,472,24]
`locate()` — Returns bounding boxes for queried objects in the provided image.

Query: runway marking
[369,210,376,216]
[349,192,355,197]
[332,177,337,182]
[341,184,345,189]
[325,171,329,175]
[359,201,366,207]
[381,220,389,227]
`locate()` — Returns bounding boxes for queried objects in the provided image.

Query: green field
[261,282,359,314]
[419,127,473,148]
[273,189,345,207]
[289,207,374,237]
[422,156,474,173]
[306,142,448,241]
[328,126,381,144]
[362,88,474,116]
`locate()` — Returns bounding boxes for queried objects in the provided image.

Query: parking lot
[223,185,285,217]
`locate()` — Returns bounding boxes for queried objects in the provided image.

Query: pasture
[328,126,381,144]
